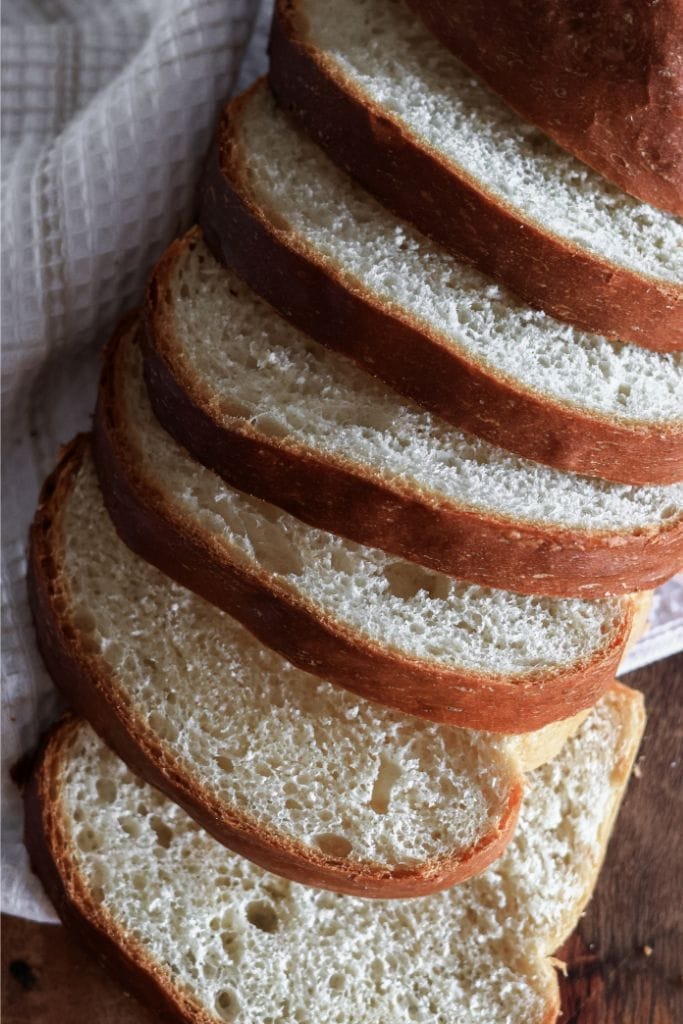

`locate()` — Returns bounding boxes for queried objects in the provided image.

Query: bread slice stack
[201,80,683,484]
[24,1,682,1021]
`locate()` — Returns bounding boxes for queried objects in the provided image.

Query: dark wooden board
[556,652,683,1024]
[2,912,152,1024]
[3,654,681,1024]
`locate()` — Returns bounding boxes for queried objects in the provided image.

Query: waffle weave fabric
[1,0,273,923]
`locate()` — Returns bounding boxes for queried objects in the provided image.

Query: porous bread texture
[167,233,682,532]
[45,687,641,1024]
[237,85,682,427]
[300,0,682,285]
[120,336,626,677]
[63,451,516,870]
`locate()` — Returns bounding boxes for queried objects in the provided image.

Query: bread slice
[90,320,641,732]
[143,228,683,598]
[405,0,683,217]
[25,687,644,1023]
[199,80,683,486]
[269,0,682,351]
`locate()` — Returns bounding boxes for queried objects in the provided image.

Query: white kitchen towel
[2,0,273,923]
[2,0,681,925]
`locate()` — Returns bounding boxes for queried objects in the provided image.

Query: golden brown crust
[505,595,647,767]
[143,229,683,598]
[198,84,683,486]
[502,685,645,1020]
[268,0,682,351]
[501,583,650,769]
[94,321,637,732]
[509,709,590,774]
[540,684,645,954]
[528,688,643,1024]
[405,0,683,216]
[627,591,654,655]
[28,436,524,896]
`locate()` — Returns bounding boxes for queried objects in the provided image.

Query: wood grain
[557,654,683,1024]
[2,654,681,1024]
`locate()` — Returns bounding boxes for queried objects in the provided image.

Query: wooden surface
[3,654,681,1024]
[556,653,683,1024]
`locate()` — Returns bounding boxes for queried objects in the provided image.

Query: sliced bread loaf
[92,319,640,732]
[199,81,683,485]
[405,0,683,216]
[269,0,682,351]
[144,228,683,598]
[30,437,537,896]
[25,687,644,1023]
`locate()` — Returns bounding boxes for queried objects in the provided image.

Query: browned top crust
[142,230,683,598]
[27,440,523,897]
[198,84,683,486]
[406,0,683,216]
[268,0,683,351]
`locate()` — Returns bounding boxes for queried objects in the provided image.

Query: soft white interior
[55,689,634,1024]
[122,336,626,677]
[169,235,682,531]
[301,0,682,284]
[64,452,516,868]
[238,85,682,426]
